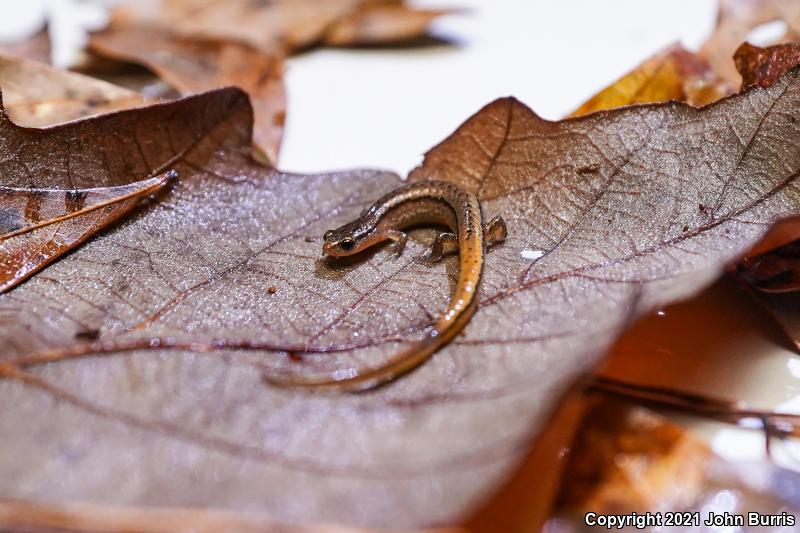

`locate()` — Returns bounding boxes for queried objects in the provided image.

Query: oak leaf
[3,67,800,529]
[89,22,286,164]
[0,56,179,292]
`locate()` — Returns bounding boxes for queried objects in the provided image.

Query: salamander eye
[339,238,356,250]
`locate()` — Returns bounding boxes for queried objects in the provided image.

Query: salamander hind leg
[484,216,508,246]
[387,229,408,256]
[418,232,458,263]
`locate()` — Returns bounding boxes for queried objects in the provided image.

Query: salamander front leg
[387,230,408,256]
[485,216,508,246]
[418,232,459,263]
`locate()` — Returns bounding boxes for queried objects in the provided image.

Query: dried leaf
[0,62,182,293]
[0,29,51,64]
[0,173,173,293]
[732,44,800,294]
[742,288,800,352]
[736,41,800,90]
[89,23,285,165]
[323,5,454,46]
[4,66,800,529]
[119,0,449,54]
[700,0,800,84]
[466,390,587,532]
[555,398,711,514]
[0,53,148,127]
[571,44,733,117]
[548,399,800,530]
[739,241,800,292]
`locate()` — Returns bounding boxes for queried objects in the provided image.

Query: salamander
[266,180,507,392]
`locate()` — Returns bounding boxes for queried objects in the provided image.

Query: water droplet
[521,249,544,260]
[333,369,357,380]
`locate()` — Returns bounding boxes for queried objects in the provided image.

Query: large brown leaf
[4,66,800,529]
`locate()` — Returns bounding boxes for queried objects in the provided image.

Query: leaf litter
[2,52,800,527]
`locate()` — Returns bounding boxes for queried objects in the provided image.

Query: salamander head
[323,218,383,257]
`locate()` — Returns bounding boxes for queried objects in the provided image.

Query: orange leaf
[571,44,733,118]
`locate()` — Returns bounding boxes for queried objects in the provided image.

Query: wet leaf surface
[89,23,286,164]
[4,63,800,529]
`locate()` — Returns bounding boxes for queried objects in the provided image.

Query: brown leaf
[739,239,800,292]
[0,29,51,64]
[119,0,449,54]
[89,23,286,164]
[732,44,800,294]
[736,41,800,90]
[4,67,800,529]
[570,44,733,117]
[323,5,454,47]
[0,173,173,293]
[0,56,181,294]
[548,398,800,529]
[0,53,148,127]
[700,0,800,84]
[555,398,711,514]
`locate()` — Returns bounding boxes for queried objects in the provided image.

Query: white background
[282,0,719,174]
